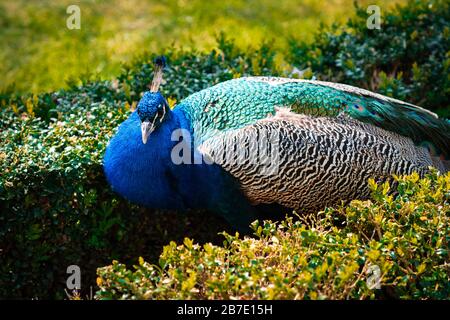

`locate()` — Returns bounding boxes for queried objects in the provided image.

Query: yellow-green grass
[0,0,403,94]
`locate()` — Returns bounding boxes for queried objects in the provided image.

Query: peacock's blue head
[137,91,170,144]
[136,56,169,144]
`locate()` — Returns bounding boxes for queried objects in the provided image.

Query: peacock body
[104,69,449,230]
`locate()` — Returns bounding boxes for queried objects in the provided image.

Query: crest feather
[150,56,166,92]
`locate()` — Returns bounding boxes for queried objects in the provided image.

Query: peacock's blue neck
[103,106,236,211]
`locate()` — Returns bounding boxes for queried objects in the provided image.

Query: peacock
[104,58,450,231]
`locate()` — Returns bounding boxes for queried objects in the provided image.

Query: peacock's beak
[141,121,154,144]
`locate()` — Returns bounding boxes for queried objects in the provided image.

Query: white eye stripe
[160,105,166,122]
[139,104,166,124]
[151,112,158,127]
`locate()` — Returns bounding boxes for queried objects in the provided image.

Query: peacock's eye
[157,106,165,118]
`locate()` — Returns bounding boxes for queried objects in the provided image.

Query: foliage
[0,38,280,299]
[118,34,280,103]
[0,0,401,94]
[1,0,448,299]
[96,171,450,300]
[288,0,450,117]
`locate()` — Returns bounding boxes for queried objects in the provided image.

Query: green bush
[288,0,450,117]
[0,37,281,299]
[1,1,448,299]
[96,171,450,300]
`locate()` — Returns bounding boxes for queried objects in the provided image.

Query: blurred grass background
[0,0,403,94]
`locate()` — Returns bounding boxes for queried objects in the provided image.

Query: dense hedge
[1,1,449,299]
[96,172,450,300]
[288,0,450,117]
[0,37,281,299]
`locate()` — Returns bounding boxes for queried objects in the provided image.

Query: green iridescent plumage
[176,77,449,159]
